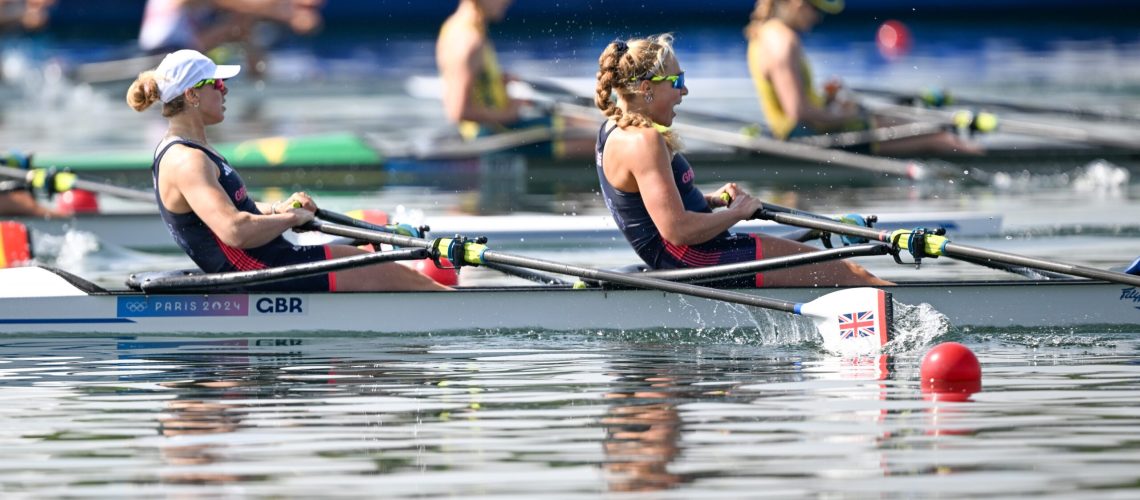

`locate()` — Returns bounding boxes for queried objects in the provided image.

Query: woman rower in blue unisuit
[745,0,982,156]
[594,34,890,287]
[126,50,449,292]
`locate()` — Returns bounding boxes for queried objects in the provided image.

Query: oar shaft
[854,85,1140,124]
[139,247,429,292]
[756,209,1140,286]
[759,210,890,243]
[480,249,798,312]
[942,242,1140,286]
[69,178,155,203]
[871,102,1140,150]
[637,244,891,284]
[551,101,931,182]
[310,213,800,313]
[669,121,927,180]
[308,216,425,248]
[0,165,154,203]
[792,122,946,148]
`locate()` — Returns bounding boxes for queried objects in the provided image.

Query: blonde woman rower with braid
[594,34,889,288]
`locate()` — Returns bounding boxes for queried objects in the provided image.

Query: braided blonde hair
[595,33,682,151]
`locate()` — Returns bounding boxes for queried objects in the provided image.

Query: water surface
[0,333,1136,497]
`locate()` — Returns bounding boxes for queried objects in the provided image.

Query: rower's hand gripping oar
[752,208,1140,287]
[309,209,894,357]
[720,193,878,248]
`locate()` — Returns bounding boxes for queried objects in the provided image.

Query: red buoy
[415,258,458,286]
[920,342,981,400]
[56,189,100,214]
[876,20,912,60]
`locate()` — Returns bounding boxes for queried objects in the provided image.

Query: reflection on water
[0,334,1137,496]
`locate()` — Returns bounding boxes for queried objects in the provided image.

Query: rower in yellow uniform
[745,0,982,155]
[436,0,589,158]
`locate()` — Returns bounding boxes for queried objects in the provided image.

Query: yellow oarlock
[435,237,488,266]
[28,169,78,194]
[890,229,948,257]
[974,112,999,133]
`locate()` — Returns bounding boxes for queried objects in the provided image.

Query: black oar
[310,209,894,356]
[526,77,948,149]
[867,101,1140,151]
[521,77,989,184]
[0,164,154,203]
[134,248,429,292]
[551,97,945,183]
[591,244,891,286]
[752,209,1140,287]
[791,121,948,149]
[854,85,1140,125]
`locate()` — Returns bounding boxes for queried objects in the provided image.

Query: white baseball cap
[155,49,241,103]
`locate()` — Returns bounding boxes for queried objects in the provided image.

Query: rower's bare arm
[764,31,853,129]
[209,0,323,34]
[437,27,519,125]
[623,130,743,246]
[170,148,307,248]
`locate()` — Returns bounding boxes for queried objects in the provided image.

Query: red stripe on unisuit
[664,240,724,267]
[213,235,267,271]
[324,245,337,292]
[751,234,764,288]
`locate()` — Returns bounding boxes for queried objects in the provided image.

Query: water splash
[29,229,191,285]
[392,204,426,227]
[1071,159,1130,195]
[883,300,952,354]
[984,159,1130,196]
[30,229,101,269]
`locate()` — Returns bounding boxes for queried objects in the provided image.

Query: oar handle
[720,193,837,220]
[314,208,429,238]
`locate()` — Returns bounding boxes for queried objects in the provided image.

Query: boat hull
[3,281,1136,335]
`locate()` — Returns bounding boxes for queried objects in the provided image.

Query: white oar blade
[798,288,892,357]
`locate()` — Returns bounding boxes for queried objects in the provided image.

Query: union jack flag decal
[838,310,877,339]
